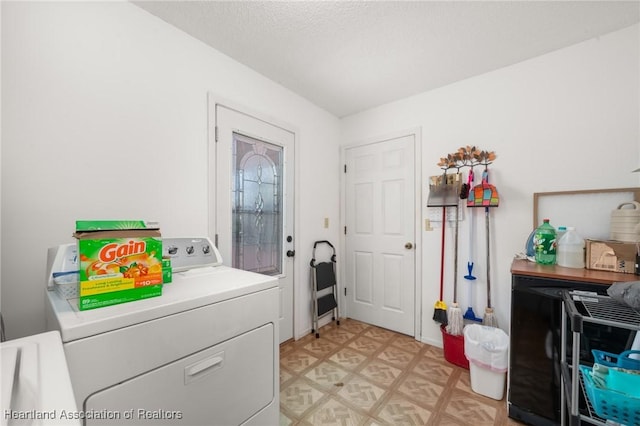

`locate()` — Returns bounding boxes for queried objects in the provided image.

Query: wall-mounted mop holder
[431,146,499,369]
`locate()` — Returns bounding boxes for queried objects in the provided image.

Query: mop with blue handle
[463,213,482,322]
[463,168,482,322]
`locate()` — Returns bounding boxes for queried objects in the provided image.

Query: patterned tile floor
[280,319,524,426]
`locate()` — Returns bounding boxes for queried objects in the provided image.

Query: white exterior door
[344,134,416,336]
[212,102,295,343]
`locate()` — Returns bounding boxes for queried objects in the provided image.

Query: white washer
[45,238,279,426]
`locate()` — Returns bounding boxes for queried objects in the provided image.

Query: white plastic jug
[557,227,585,268]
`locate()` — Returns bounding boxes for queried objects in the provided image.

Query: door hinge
[344,164,347,173]
[214,126,218,142]
[344,226,347,235]
[344,287,347,296]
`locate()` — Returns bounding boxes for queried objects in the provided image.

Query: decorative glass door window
[232,132,283,275]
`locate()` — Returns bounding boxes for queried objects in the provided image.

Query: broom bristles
[433,300,448,326]
[483,307,498,327]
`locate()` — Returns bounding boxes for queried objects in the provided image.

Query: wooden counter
[511,258,639,285]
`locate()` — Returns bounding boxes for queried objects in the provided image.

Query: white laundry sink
[1,331,80,426]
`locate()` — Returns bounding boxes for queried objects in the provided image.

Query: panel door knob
[405,242,413,250]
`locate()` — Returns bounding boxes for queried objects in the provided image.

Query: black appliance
[508,274,636,425]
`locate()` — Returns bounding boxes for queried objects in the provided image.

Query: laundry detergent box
[162,256,172,284]
[74,220,163,310]
[77,285,163,311]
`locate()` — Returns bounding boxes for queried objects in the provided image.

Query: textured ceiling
[133,1,640,118]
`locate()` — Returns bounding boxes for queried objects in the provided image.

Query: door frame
[207,92,301,342]
[339,127,423,339]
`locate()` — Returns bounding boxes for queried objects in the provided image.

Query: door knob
[405,242,413,250]
[286,250,295,258]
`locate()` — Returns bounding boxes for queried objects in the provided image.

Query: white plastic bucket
[463,325,509,371]
[463,324,509,400]
[469,361,506,400]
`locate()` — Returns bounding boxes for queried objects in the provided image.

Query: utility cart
[561,290,640,425]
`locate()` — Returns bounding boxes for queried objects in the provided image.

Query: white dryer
[45,238,279,426]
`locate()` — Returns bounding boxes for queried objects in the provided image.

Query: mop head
[433,300,448,326]
[483,307,498,327]
[463,307,482,322]
[446,303,464,336]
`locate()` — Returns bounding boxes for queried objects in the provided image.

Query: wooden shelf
[511,258,639,285]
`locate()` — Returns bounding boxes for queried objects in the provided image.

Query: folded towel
[619,367,640,376]
[592,363,609,389]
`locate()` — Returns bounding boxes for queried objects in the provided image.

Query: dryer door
[84,323,275,425]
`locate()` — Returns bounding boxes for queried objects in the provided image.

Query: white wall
[341,24,640,346]
[1,2,341,339]
[2,3,639,346]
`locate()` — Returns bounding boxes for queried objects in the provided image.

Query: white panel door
[345,135,415,335]
[213,103,295,343]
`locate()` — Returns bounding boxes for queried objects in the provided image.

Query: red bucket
[441,325,469,369]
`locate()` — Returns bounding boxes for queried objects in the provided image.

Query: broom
[482,169,498,327]
[446,202,464,335]
[483,204,498,327]
[463,169,482,322]
[433,206,448,326]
